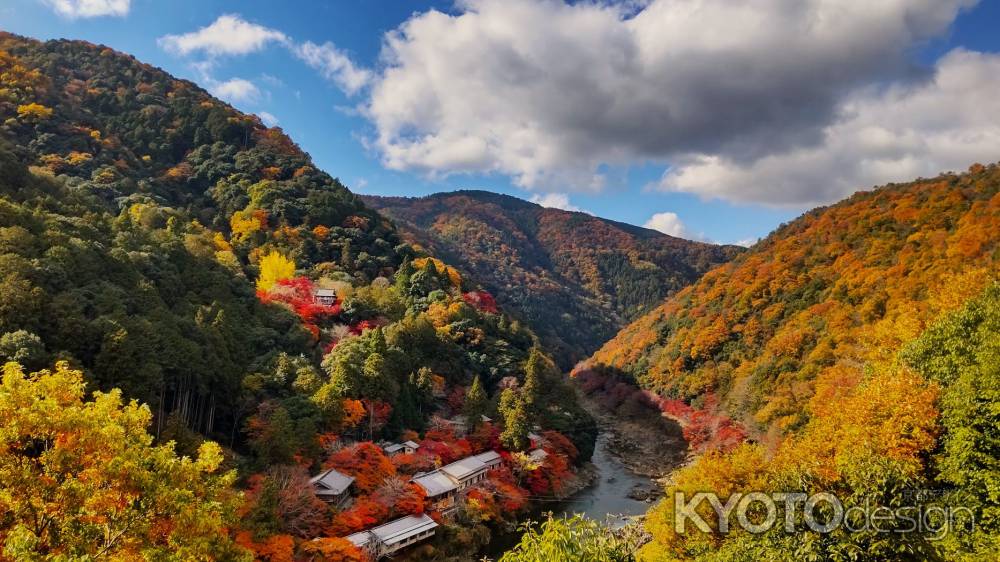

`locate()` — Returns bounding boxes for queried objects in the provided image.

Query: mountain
[603,163,1000,560]
[604,164,1000,562]
[588,163,999,433]
[363,190,740,367]
[0,32,598,558]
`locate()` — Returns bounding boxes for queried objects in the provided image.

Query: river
[481,431,655,558]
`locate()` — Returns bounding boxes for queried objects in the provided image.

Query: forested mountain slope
[579,162,1000,560]
[364,191,740,366]
[0,32,596,558]
[589,163,1000,434]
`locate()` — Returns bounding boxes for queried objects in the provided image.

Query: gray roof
[440,458,484,481]
[370,514,438,545]
[412,470,457,497]
[473,450,502,465]
[310,468,354,495]
[315,288,337,297]
[528,449,549,462]
[449,414,492,426]
[384,440,421,454]
[347,514,438,548]
[346,531,371,548]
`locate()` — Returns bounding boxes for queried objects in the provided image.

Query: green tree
[464,375,488,431]
[500,515,644,562]
[0,330,46,370]
[902,283,1000,559]
[499,387,529,451]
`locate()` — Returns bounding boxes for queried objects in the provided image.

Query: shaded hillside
[0,31,606,558]
[589,163,1000,435]
[364,190,740,366]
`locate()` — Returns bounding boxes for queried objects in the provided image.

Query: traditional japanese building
[309,468,354,507]
[346,514,438,560]
[313,288,337,306]
[412,470,458,513]
[383,440,420,456]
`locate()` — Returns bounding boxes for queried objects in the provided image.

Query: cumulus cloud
[364,0,982,203]
[529,193,587,213]
[159,14,287,57]
[258,111,279,127]
[643,212,690,238]
[659,49,1000,205]
[42,0,129,18]
[295,41,372,96]
[211,78,261,105]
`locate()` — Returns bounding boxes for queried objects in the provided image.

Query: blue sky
[4,1,1000,246]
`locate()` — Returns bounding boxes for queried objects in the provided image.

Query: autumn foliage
[324,442,395,494]
[0,362,247,559]
[591,164,1000,437]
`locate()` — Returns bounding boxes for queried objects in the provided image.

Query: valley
[2,11,1000,562]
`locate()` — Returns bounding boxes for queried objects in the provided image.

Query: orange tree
[0,361,248,560]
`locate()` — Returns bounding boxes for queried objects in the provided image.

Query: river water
[481,432,654,558]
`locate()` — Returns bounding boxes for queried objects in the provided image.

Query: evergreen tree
[499,387,529,451]
[463,375,488,431]
[387,381,424,437]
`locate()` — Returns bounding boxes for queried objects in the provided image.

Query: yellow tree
[15,103,52,121]
[257,250,295,292]
[0,361,250,560]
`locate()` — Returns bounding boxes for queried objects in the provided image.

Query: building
[528,448,549,464]
[438,450,503,491]
[346,514,439,560]
[412,450,503,513]
[314,288,337,306]
[443,414,493,435]
[383,440,420,456]
[309,468,354,507]
[527,431,544,447]
[411,470,458,513]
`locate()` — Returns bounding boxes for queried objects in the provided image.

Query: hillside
[364,191,740,366]
[588,164,999,432]
[582,163,1000,559]
[0,32,597,559]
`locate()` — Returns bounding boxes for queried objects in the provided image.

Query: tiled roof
[371,514,438,545]
[412,470,457,497]
[528,449,549,462]
[344,514,438,548]
[473,450,502,465]
[309,468,354,495]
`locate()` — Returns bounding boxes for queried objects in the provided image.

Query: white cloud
[643,212,689,238]
[295,41,372,96]
[42,0,129,18]
[733,238,759,248]
[211,78,261,105]
[363,0,981,203]
[258,111,279,127]
[158,14,287,57]
[529,193,586,213]
[659,49,1000,206]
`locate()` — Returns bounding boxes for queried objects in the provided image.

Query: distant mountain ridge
[364,190,741,367]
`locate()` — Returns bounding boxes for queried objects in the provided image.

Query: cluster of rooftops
[338,450,504,559]
[309,431,548,559]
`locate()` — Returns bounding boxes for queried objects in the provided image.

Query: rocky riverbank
[576,388,688,480]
